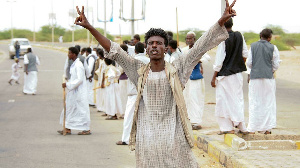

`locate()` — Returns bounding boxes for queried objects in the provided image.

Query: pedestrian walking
[8,58,20,85]
[23,48,40,95]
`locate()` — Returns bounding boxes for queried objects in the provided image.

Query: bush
[271,40,290,51]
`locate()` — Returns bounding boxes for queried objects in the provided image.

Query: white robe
[246,45,280,132]
[95,60,106,112]
[85,54,96,105]
[183,49,207,126]
[118,65,128,115]
[214,35,248,132]
[104,65,122,116]
[23,54,40,94]
[11,62,20,81]
[60,58,90,130]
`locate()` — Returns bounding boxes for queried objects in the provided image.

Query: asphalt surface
[0,43,135,168]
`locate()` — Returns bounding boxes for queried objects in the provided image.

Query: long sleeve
[35,56,40,65]
[24,54,29,64]
[272,45,280,72]
[242,35,248,58]
[172,22,228,86]
[63,57,69,78]
[66,62,84,91]
[246,47,253,70]
[213,42,226,72]
[104,42,145,87]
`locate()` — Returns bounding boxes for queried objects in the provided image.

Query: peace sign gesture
[218,0,237,26]
[74,6,91,29]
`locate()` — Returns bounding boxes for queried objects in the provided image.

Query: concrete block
[224,134,247,151]
[246,140,297,150]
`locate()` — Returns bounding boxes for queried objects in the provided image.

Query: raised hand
[74,6,91,29]
[218,0,237,26]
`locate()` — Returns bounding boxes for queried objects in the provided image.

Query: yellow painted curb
[224,134,239,147]
[296,141,300,150]
[208,141,221,162]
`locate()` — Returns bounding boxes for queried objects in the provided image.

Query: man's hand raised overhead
[75,6,91,29]
[218,0,237,26]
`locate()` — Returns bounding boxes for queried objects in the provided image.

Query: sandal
[192,125,202,130]
[101,114,107,116]
[57,129,71,135]
[264,131,272,134]
[238,130,249,135]
[105,116,118,120]
[217,130,235,135]
[116,141,128,145]
[78,130,91,135]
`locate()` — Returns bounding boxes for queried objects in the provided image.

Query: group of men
[212,18,280,135]
[59,1,280,167]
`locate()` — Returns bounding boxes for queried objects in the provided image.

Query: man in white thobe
[116,42,150,145]
[183,31,208,130]
[246,28,280,134]
[211,18,248,134]
[23,48,40,95]
[58,47,91,135]
[85,48,97,106]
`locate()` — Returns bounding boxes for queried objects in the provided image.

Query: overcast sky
[1,0,300,36]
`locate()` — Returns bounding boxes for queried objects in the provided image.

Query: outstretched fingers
[76,6,81,15]
[230,0,236,8]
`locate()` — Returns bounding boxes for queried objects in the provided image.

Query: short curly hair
[144,28,168,47]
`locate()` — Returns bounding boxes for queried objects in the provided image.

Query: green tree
[265,24,285,35]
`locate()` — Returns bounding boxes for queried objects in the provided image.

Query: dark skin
[62,50,77,88]
[74,0,236,72]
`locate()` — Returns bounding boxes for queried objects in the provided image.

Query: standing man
[211,18,248,134]
[116,42,150,145]
[58,47,91,135]
[183,31,208,130]
[118,44,130,118]
[246,28,280,134]
[64,45,87,81]
[85,48,97,106]
[75,1,235,166]
[166,40,182,63]
[14,41,20,59]
[23,48,40,95]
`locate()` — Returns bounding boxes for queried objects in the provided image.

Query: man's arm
[173,0,236,86]
[66,63,84,90]
[74,6,110,52]
[24,54,29,75]
[74,6,143,86]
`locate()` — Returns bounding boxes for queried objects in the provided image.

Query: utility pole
[97,0,113,38]
[33,0,36,42]
[86,0,90,46]
[7,0,16,39]
[221,0,226,16]
[131,0,134,38]
[119,0,145,39]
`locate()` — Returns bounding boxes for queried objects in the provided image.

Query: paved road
[0,44,136,168]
